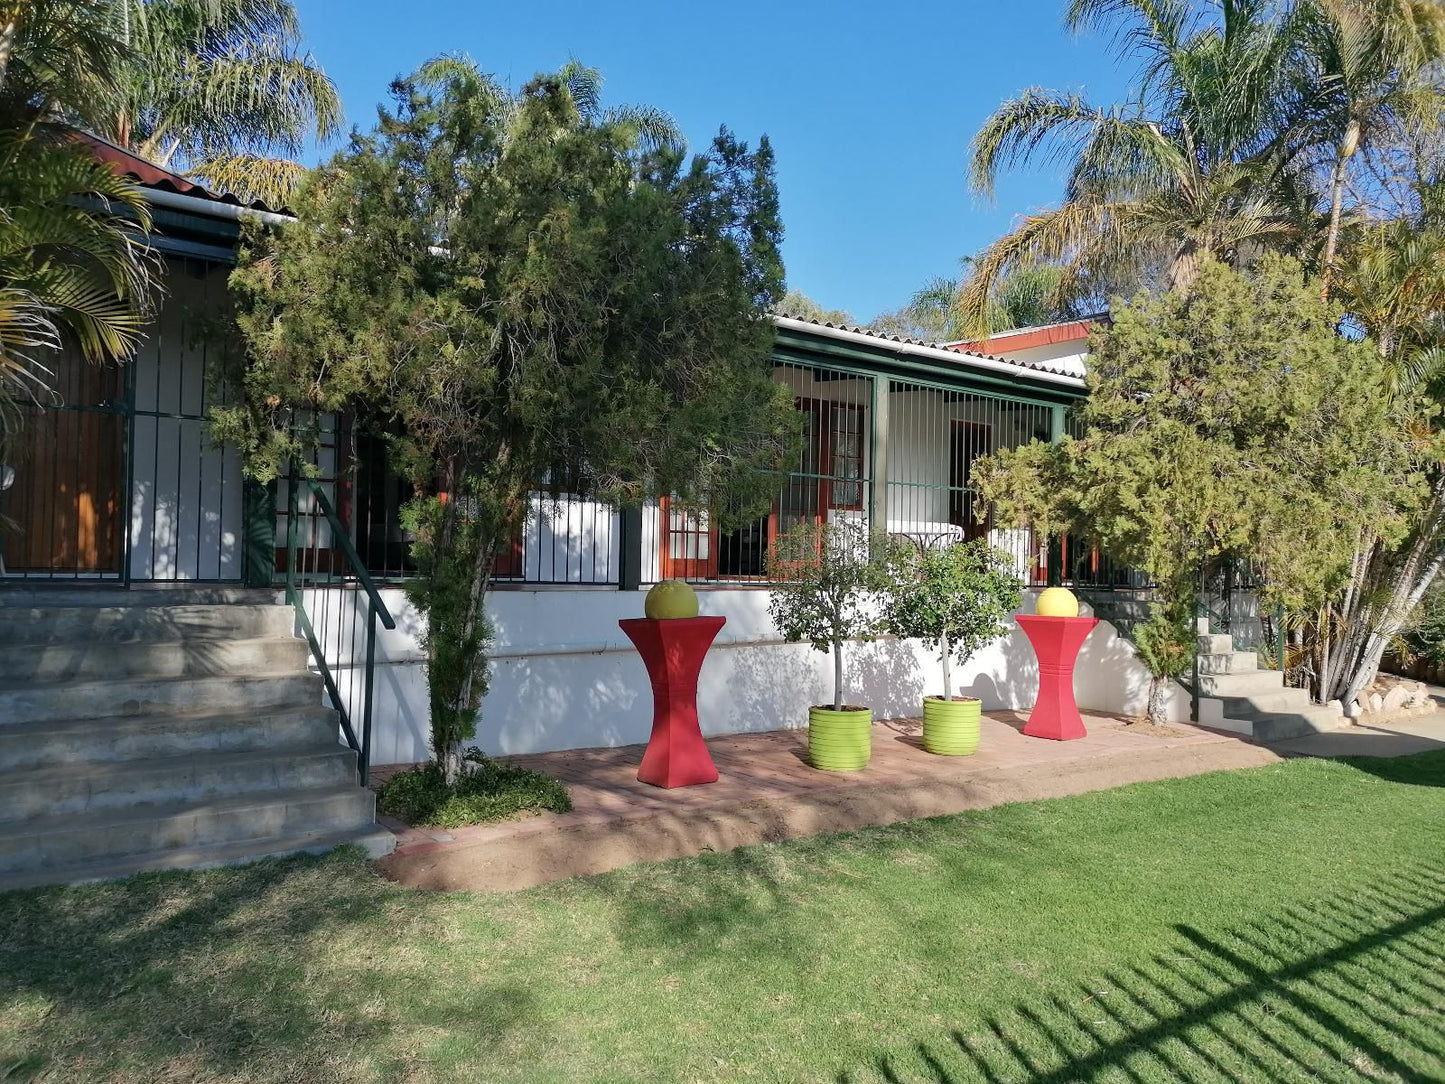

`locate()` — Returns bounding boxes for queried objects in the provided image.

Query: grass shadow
[835,862,1445,1082]
[0,848,533,1081]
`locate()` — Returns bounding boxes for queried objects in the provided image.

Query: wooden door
[0,354,124,574]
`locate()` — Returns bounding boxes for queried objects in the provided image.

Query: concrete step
[0,706,342,772]
[1218,685,1316,718]
[0,746,357,822]
[1208,701,1345,743]
[0,603,295,645]
[1249,702,1346,743]
[1197,650,1259,676]
[0,825,395,893]
[0,672,322,726]
[1196,669,1283,698]
[0,786,377,876]
[1197,633,1233,655]
[0,587,282,609]
[1,636,310,684]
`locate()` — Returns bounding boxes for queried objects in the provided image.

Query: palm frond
[189,150,305,206]
[956,200,1155,335]
[971,89,1122,197]
[602,103,683,153]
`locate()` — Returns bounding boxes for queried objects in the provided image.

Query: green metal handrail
[284,469,397,785]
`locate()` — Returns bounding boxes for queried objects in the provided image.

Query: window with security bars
[882,378,1052,579]
[658,363,874,582]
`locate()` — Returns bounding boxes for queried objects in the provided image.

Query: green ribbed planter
[922,696,982,756]
[808,706,872,771]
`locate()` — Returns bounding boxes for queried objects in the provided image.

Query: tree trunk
[1325,481,1445,710]
[1167,242,1202,294]
[833,638,844,712]
[0,19,17,86]
[1320,127,1357,298]
[940,632,952,701]
[1147,675,1169,727]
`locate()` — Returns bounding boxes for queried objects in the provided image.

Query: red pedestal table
[618,616,726,788]
[1017,614,1099,741]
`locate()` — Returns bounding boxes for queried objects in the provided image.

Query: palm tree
[961,0,1318,334]
[1310,205,1445,709]
[31,0,341,207]
[415,54,683,154]
[0,0,156,450]
[921,259,1082,338]
[1300,0,1445,290]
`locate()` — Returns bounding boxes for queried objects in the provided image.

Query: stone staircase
[0,588,393,891]
[1194,629,1345,742]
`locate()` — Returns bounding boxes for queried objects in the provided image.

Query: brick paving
[373,711,1281,891]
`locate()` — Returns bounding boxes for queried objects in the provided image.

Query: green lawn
[2,753,1444,1083]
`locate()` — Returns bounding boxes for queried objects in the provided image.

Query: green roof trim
[771,325,1086,406]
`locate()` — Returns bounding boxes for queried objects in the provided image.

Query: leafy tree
[778,287,853,325]
[223,63,797,778]
[962,0,1321,332]
[1129,595,1197,725]
[766,519,888,712]
[1311,178,1445,707]
[0,0,156,451]
[973,256,1433,711]
[872,261,1082,342]
[881,538,1022,701]
[416,54,682,154]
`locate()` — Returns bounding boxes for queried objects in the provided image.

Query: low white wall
[344,586,1189,764]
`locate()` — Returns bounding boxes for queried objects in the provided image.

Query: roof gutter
[139,186,295,228]
[771,315,1087,390]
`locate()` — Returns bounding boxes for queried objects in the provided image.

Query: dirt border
[377,737,1281,892]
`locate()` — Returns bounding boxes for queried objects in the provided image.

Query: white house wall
[316,586,1189,764]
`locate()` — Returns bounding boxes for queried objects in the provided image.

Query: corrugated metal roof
[81,133,290,215]
[770,311,1088,385]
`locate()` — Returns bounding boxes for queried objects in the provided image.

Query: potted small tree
[882,538,1022,755]
[767,518,886,771]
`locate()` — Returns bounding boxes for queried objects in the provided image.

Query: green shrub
[378,749,572,828]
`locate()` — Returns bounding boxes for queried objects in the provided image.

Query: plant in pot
[766,518,887,771]
[882,538,1022,755]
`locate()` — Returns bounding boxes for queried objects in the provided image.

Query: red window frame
[658,397,867,582]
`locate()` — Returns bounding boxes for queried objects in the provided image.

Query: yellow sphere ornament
[1035,586,1080,618]
[644,579,699,620]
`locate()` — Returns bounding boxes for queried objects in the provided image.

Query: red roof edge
[948,319,1096,355]
[78,132,286,214]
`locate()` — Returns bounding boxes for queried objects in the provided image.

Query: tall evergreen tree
[223,64,798,776]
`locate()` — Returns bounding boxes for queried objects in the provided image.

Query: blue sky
[292,0,1132,321]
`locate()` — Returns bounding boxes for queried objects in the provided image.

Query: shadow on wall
[830,863,1445,1083]
[852,638,926,716]
[369,662,431,766]
[1076,619,1164,719]
[715,640,826,731]
[488,650,644,754]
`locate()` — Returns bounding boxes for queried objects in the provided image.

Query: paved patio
[376,711,1286,892]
